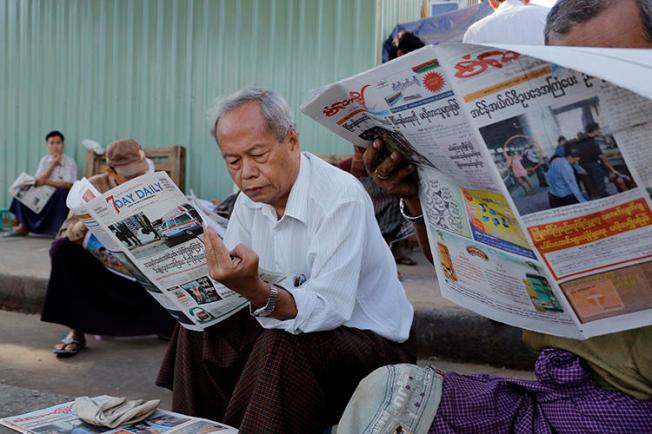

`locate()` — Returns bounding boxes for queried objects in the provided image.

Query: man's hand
[34,176,49,187]
[362,139,418,198]
[203,225,269,306]
[51,153,62,166]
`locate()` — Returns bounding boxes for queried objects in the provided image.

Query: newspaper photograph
[9,172,55,214]
[0,397,237,433]
[301,42,652,339]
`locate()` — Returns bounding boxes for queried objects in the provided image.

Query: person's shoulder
[511,3,550,19]
[305,152,368,204]
[88,173,112,193]
[62,154,76,164]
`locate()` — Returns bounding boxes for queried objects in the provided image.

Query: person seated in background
[338,31,426,267]
[389,30,425,59]
[41,138,175,357]
[6,131,77,237]
[338,148,416,266]
[339,1,652,431]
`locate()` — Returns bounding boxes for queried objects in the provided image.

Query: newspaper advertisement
[301,43,652,339]
[75,172,294,332]
[0,397,238,433]
[9,173,55,214]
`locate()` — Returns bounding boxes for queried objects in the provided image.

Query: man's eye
[227,159,240,166]
[252,153,268,161]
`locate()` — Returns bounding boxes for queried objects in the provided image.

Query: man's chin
[243,187,271,203]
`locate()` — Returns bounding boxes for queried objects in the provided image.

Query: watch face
[254,284,279,317]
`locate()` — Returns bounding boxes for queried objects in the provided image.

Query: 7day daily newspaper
[0,396,238,433]
[69,171,295,331]
[301,43,652,339]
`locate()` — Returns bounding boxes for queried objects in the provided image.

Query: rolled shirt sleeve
[63,156,78,183]
[34,156,48,178]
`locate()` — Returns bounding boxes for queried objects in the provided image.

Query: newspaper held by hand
[9,173,55,214]
[301,43,652,339]
[74,171,296,331]
[0,396,238,433]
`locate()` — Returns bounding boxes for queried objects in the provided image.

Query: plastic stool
[0,209,15,231]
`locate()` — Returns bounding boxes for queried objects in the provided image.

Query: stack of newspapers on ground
[301,42,652,340]
[0,396,237,433]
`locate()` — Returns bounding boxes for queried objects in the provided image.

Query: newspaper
[9,173,55,214]
[72,172,295,331]
[0,396,238,433]
[301,43,652,339]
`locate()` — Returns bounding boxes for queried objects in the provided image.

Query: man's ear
[287,128,300,152]
[489,0,501,9]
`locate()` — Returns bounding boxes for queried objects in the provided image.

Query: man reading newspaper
[156,88,414,433]
[336,0,652,432]
[41,139,174,357]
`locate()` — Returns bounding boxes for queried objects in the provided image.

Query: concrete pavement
[0,308,533,427]
[0,236,537,368]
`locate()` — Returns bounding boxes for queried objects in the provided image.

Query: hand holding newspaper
[9,172,55,214]
[69,172,294,331]
[301,42,652,339]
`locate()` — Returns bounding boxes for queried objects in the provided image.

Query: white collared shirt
[35,154,78,183]
[224,152,414,343]
[463,0,550,46]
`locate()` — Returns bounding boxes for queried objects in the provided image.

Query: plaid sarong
[157,309,414,434]
[430,348,652,433]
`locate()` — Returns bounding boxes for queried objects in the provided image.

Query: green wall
[1,0,387,204]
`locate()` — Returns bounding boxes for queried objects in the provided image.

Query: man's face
[47,136,64,156]
[548,0,652,48]
[216,101,300,214]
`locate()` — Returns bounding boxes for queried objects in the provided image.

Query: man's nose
[241,158,259,179]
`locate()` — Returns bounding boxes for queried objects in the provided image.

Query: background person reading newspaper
[41,139,175,357]
[156,88,414,433]
[5,130,77,237]
[341,1,652,431]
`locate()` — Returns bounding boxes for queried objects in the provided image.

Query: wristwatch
[250,282,279,317]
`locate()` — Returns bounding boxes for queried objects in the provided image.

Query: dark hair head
[45,130,65,142]
[557,136,567,144]
[389,31,425,60]
[563,139,582,158]
[585,122,600,134]
[545,0,652,44]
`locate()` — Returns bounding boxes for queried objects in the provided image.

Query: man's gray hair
[208,87,295,144]
[545,0,652,43]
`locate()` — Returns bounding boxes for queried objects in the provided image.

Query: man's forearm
[44,180,73,188]
[404,197,433,264]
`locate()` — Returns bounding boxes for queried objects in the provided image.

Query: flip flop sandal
[53,336,86,358]
[396,256,417,266]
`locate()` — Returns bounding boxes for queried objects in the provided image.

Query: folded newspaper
[69,172,295,331]
[9,172,55,214]
[0,396,238,433]
[301,43,652,339]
